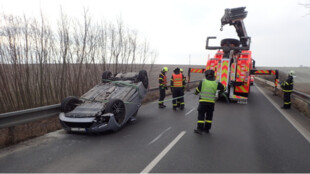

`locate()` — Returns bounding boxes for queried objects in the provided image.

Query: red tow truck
[188,7,279,104]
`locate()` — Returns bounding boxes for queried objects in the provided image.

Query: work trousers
[283,92,291,109]
[172,87,184,109]
[158,87,166,105]
[197,102,214,131]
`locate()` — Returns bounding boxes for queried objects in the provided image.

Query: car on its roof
[59,70,148,133]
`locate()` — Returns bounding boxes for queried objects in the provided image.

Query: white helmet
[289,70,295,76]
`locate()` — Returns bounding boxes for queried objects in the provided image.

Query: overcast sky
[0,0,310,67]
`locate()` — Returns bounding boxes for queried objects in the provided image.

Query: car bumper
[59,112,121,133]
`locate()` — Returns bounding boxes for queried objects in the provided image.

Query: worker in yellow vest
[170,67,186,110]
[194,70,224,134]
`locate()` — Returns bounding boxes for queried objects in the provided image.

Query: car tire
[61,96,81,113]
[102,71,112,83]
[105,99,126,125]
[138,70,149,89]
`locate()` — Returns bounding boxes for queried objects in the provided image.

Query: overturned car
[59,70,148,133]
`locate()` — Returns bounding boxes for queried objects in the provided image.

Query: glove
[165,86,168,90]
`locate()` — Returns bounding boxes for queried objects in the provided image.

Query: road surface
[0,84,310,173]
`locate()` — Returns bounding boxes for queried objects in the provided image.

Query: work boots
[194,129,203,135]
[159,104,166,108]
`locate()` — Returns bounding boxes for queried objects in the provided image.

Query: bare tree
[0,9,158,114]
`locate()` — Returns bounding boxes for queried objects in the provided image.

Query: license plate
[71,128,86,132]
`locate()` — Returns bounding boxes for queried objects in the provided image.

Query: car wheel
[138,70,149,88]
[61,96,81,113]
[102,71,112,83]
[105,99,126,125]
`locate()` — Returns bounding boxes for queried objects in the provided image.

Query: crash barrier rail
[255,77,310,104]
[0,80,201,129]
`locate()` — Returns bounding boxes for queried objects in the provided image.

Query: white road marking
[256,85,310,143]
[148,127,172,145]
[141,131,186,173]
[185,108,195,116]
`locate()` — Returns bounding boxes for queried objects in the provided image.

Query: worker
[171,67,186,110]
[180,68,187,82]
[280,70,294,109]
[179,68,186,108]
[158,67,168,108]
[194,69,224,134]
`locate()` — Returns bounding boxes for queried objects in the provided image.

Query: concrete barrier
[0,115,61,148]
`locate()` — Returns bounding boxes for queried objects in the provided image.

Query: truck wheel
[138,70,149,88]
[102,71,112,83]
[61,96,81,113]
[105,99,126,125]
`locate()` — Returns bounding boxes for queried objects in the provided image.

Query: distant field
[148,65,310,94]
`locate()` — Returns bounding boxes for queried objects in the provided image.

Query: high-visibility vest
[172,73,183,87]
[199,79,218,103]
[159,73,167,86]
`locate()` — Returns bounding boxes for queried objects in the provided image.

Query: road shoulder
[255,83,310,143]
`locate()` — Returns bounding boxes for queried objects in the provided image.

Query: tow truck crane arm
[221,7,249,48]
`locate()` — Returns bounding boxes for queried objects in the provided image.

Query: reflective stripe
[180,102,184,105]
[284,102,291,104]
[173,104,177,106]
[283,90,293,92]
[199,99,215,103]
[205,120,212,123]
[197,120,204,123]
[200,92,216,99]
[196,87,200,93]
[158,101,163,104]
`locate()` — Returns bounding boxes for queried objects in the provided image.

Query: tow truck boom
[221,7,249,48]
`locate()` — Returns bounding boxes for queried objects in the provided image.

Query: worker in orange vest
[170,67,186,110]
[158,67,168,108]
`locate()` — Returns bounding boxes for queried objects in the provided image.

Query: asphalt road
[0,85,310,173]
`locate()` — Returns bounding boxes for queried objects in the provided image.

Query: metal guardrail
[0,80,201,128]
[0,104,61,128]
[255,77,310,104]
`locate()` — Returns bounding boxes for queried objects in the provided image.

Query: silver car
[59,70,148,133]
